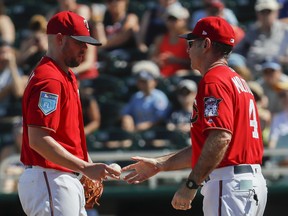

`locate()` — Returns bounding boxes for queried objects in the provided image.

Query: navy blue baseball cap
[136,71,156,80]
[261,61,281,71]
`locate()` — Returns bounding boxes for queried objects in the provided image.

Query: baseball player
[18,11,121,216]
[123,17,268,216]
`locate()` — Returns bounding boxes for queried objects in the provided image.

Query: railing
[0,148,288,192]
[89,148,288,188]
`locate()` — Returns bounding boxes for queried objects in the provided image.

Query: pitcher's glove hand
[80,175,104,209]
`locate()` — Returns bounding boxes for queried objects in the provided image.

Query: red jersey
[77,47,99,80]
[76,65,99,80]
[21,57,88,172]
[158,34,190,77]
[191,65,263,168]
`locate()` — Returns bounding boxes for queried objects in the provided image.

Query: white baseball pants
[201,165,267,216]
[18,166,87,216]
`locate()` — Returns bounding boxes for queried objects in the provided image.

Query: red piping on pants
[43,171,54,216]
[218,180,223,216]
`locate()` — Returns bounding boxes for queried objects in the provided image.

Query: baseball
[109,163,121,172]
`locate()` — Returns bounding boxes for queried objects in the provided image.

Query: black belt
[234,165,254,174]
[73,172,81,177]
[205,165,254,182]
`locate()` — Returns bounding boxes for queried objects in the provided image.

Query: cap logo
[84,19,90,32]
[202,30,207,35]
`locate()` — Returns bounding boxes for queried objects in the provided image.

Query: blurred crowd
[1,0,288,193]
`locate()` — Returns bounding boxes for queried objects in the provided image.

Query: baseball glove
[80,175,104,209]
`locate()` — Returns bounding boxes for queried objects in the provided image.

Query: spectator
[267,84,288,166]
[190,0,239,28]
[256,61,288,114]
[248,81,272,147]
[150,4,191,78]
[167,79,197,134]
[234,0,288,77]
[94,0,140,52]
[137,0,182,52]
[191,0,244,46]
[16,14,48,75]
[120,60,171,132]
[0,117,24,193]
[0,39,26,118]
[0,0,15,45]
[278,0,288,19]
[0,117,22,162]
[47,0,92,21]
[80,86,101,136]
[228,53,253,81]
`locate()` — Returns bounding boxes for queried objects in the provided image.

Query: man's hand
[171,182,198,210]
[122,156,163,184]
[82,163,121,181]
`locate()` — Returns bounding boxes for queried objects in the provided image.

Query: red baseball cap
[179,16,235,46]
[46,11,101,46]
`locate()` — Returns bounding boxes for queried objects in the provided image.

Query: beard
[65,57,81,68]
[61,40,85,68]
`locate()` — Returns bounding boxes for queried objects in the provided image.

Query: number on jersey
[249,99,259,139]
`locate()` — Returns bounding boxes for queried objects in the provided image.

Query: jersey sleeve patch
[38,91,59,115]
[204,96,222,117]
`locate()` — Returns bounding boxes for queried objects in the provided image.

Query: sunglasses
[106,0,124,3]
[187,39,202,49]
[178,87,192,96]
[259,9,273,15]
[167,15,178,22]
[279,91,288,98]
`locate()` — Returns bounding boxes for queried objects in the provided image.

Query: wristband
[186,179,200,189]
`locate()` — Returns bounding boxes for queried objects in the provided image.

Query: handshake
[107,156,162,184]
[82,156,162,208]
[81,163,122,209]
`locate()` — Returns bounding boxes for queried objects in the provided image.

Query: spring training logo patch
[38,91,58,115]
[204,96,222,117]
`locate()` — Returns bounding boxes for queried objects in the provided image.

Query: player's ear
[203,38,211,49]
[204,40,207,48]
[56,33,65,45]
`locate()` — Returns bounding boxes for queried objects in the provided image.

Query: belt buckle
[234,165,253,174]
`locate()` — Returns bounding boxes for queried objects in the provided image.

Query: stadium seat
[225,0,257,24]
[137,127,190,150]
[7,2,52,32]
[86,128,139,152]
[97,99,126,130]
[0,117,20,149]
[98,49,133,77]
[268,134,288,167]
[91,74,129,102]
